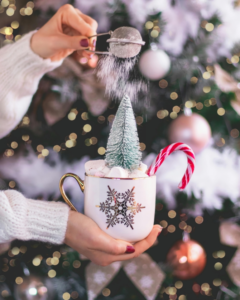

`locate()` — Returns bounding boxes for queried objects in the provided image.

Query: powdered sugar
[96,54,148,102]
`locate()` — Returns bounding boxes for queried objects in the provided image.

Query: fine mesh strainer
[87,26,145,58]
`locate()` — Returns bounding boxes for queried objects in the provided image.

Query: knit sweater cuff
[1,190,70,244]
[24,198,70,244]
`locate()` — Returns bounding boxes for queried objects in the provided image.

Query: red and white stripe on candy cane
[146,142,195,190]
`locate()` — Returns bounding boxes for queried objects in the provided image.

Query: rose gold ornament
[166,239,207,280]
[168,113,211,154]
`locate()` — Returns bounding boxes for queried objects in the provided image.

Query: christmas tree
[1,1,240,300]
[105,95,142,170]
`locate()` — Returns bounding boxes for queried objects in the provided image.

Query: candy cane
[147,142,195,190]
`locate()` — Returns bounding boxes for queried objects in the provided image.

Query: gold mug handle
[59,173,84,212]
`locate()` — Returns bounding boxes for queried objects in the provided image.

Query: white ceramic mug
[59,173,156,242]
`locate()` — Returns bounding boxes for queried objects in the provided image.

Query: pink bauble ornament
[168,113,211,154]
[139,49,171,80]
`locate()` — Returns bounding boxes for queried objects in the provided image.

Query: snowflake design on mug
[97,186,145,229]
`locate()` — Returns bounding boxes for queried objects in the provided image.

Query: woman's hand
[65,211,162,266]
[31,4,97,62]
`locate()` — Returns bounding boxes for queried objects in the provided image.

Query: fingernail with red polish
[126,246,135,253]
[158,231,161,236]
[80,39,89,47]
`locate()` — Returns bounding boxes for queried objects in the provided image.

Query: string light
[15,277,23,284]
[66,140,76,148]
[203,86,211,93]
[98,116,105,123]
[159,79,168,88]
[190,76,198,84]
[48,270,56,278]
[53,251,61,258]
[22,135,29,141]
[71,291,79,299]
[230,129,239,138]
[11,247,19,255]
[196,102,203,110]
[205,23,214,32]
[98,147,105,155]
[168,210,176,218]
[175,281,183,289]
[170,112,177,119]
[170,92,178,100]
[1,290,9,297]
[102,288,111,297]
[42,149,49,157]
[203,72,211,79]
[51,257,59,265]
[213,278,222,286]
[6,7,14,15]
[1,0,9,8]
[217,250,225,258]
[231,55,239,63]
[68,112,76,121]
[150,29,159,38]
[9,181,15,188]
[85,138,91,146]
[217,108,225,116]
[145,21,153,29]
[201,283,210,292]
[32,257,41,266]
[20,246,27,253]
[195,216,204,224]
[157,110,169,119]
[73,260,81,268]
[173,106,180,113]
[179,221,187,230]
[139,142,146,151]
[167,225,176,233]
[15,35,21,41]
[136,116,143,125]
[53,145,61,152]
[62,292,70,300]
[214,262,222,270]
[90,137,98,145]
[81,112,88,120]
[108,115,115,123]
[83,124,92,132]
[159,220,168,228]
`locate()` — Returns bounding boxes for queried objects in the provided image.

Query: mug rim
[85,173,155,180]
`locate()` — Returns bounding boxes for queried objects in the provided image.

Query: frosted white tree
[105,95,142,170]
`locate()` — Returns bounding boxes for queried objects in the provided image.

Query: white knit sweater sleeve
[0,30,62,139]
[0,190,70,244]
[0,31,70,245]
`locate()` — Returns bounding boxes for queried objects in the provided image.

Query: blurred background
[1,0,240,299]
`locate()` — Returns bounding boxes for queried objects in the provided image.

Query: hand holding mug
[65,210,162,266]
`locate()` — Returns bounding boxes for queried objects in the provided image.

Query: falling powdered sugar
[96,54,148,102]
